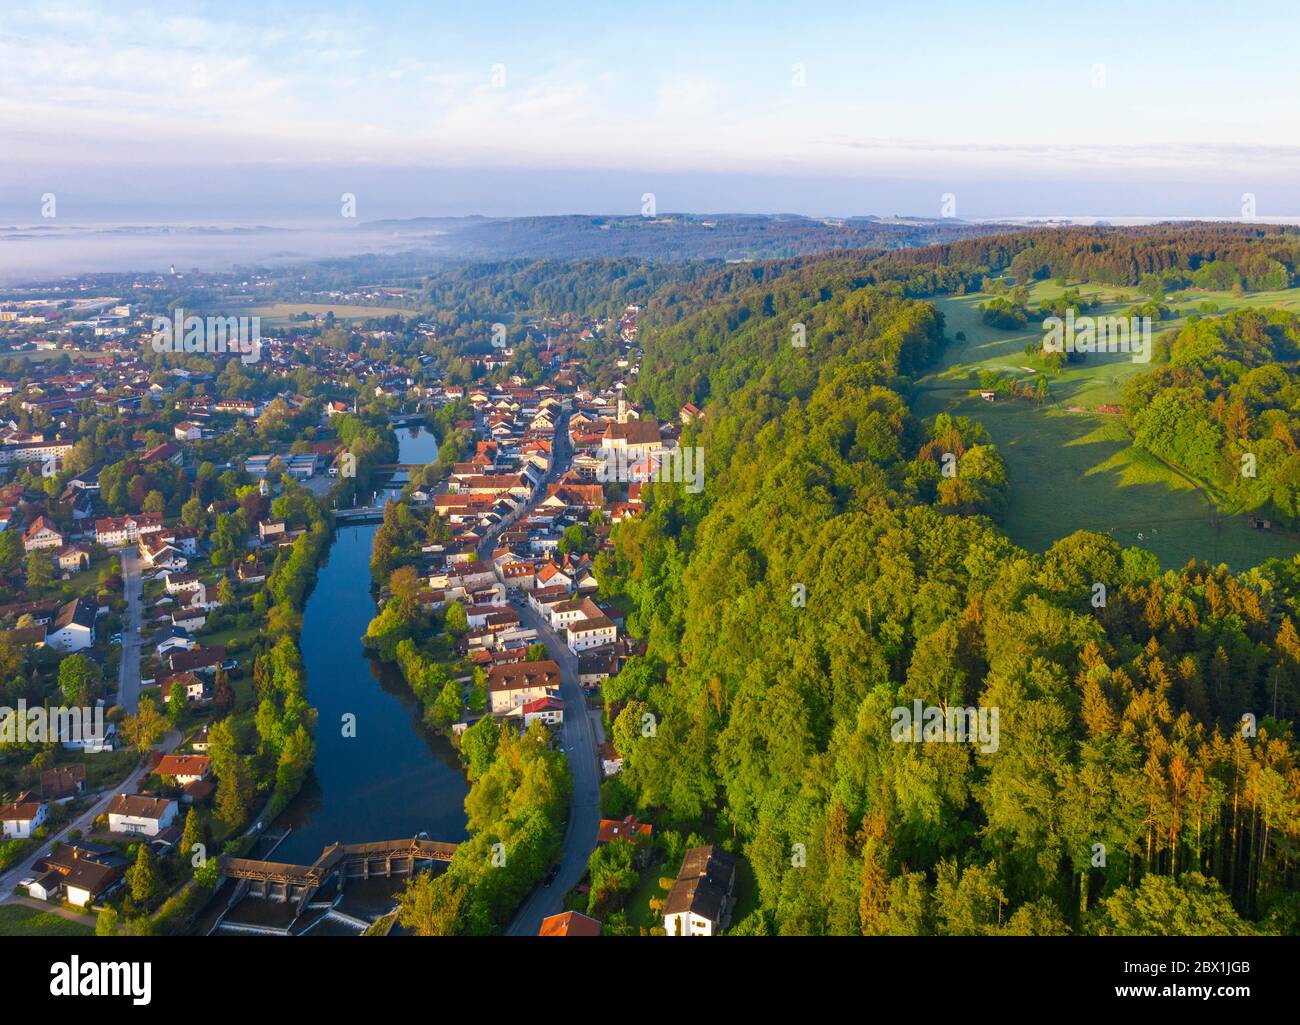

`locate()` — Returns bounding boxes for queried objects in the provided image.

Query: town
[0,269,730,938]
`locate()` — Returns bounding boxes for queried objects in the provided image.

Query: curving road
[505,601,601,935]
[485,409,602,936]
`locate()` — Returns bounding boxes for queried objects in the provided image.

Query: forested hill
[397,213,1000,262]
[629,224,1300,418]
[599,234,1300,936]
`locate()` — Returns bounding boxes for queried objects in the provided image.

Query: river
[270,424,467,864]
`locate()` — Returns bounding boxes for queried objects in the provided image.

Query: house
[539,911,601,937]
[487,660,562,717]
[167,645,227,675]
[107,794,178,836]
[154,753,210,786]
[95,513,163,546]
[599,741,624,778]
[597,815,653,866]
[567,614,617,653]
[163,571,205,596]
[598,814,653,846]
[521,695,564,727]
[578,650,617,688]
[258,519,286,541]
[159,671,207,704]
[27,843,124,908]
[663,846,737,936]
[0,791,48,838]
[214,398,257,417]
[173,421,203,441]
[40,764,86,801]
[60,855,124,908]
[60,720,116,754]
[171,607,207,632]
[154,626,194,656]
[45,596,96,652]
[140,534,188,570]
[500,561,537,592]
[142,442,182,466]
[23,515,64,552]
[236,560,268,585]
[53,544,91,573]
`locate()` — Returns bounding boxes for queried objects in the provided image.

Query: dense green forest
[432,213,991,262]
[1121,307,1300,526]
[597,235,1300,935]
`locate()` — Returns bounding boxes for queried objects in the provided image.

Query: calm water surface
[271,426,466,863]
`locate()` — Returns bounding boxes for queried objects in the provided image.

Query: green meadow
[231,302,417,327]
[914,282,1300,570]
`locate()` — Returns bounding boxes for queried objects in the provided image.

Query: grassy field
[914,283,1300,570]
[0,904,95,936]
[234,302,417,327]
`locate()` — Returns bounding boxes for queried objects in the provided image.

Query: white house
[0,792,48,839]
[155,754,210,786]
[171,608,206,632]
[567,615,617,653]
[95,513,163,547]
[107,794,178,837]
[45,597,96,652]
[522,695,565,727]
[22,516,64,552]
[663,846,737,937]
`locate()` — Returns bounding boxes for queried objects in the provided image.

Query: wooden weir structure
[218,837,458,914]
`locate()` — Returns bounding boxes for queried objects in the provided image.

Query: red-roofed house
[522,695,564,727]
[154,754,210,785]
[539,911,601,937]
[23,515,64,552]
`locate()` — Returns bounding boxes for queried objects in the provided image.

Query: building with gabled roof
[539,911,601,937]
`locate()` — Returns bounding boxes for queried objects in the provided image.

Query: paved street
[506,602,601,936]
[117,548,144,713]
[483,409,603,936]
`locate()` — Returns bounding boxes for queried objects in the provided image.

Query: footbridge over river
[218,837,458,913]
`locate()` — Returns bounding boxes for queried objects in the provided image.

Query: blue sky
[3,0,1300,220]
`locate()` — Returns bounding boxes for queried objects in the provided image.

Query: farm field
[916,283,1300,570]
[223,302,417,326]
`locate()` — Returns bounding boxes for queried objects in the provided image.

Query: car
[543,865,560,886]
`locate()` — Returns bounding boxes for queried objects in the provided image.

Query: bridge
[218,837,458,914]
[334,505,387,523]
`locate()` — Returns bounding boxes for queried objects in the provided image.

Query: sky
[2,0,1300,221]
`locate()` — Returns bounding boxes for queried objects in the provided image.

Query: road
[117,548,144,713]
[506,601,601,935]
[0,730,180,902]
[484,410,603,935]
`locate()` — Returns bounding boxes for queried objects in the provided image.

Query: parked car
[543,865,560,886]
